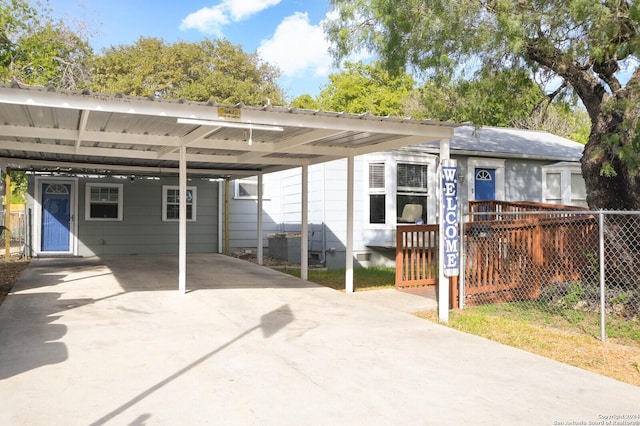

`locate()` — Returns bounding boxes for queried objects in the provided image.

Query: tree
[326,0,640,209]
[90,38,285,106]
[1,0,92,89]
[310,61,416,116]
[0,171,27,205]
[406,69,546,126]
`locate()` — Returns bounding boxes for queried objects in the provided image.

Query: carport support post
[345,156,354,293]
[257,172,264,265]
[4,168,10,261]
[179,145,187,294]
[438,139,451,323]
[301,165,308,281]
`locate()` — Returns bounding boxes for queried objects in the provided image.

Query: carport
[0,83,457,294]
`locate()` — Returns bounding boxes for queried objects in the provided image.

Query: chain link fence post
[599,211,606,341]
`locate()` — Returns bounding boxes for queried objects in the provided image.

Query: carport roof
[0,84,458,177]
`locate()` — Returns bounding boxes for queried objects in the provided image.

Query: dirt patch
[0,257,30,306]
[232,251,313,269]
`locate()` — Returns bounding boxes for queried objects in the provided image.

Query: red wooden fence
[395,224,438,287]
[464,204,597,306]
[394,201,596,309]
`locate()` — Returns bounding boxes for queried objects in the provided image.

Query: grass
[274,266,396,291]
[468,302,640,342]
[416,306,640,387]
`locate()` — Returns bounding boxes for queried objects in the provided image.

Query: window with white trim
[162,185,196,221]
[85,183,123,221]
[234,176,268,199]
[570,172,587,206]
[368,162,386,224]
[545,172,562,204]
[396,162,428,223]
[542,164,587,207]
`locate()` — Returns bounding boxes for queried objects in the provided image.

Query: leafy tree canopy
[326,0,640,209]
[312,61,415,116]
[0,0,91,88]
[406,69,544,126]
[90,37,285,106]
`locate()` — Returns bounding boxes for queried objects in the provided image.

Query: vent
[356,253,371,262]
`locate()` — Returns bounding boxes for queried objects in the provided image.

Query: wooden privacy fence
[464,212,598,305]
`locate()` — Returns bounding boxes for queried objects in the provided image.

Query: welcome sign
[442,159,459,277]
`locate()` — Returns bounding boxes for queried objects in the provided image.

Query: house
[227,125,586,269]
[0,84,458,291]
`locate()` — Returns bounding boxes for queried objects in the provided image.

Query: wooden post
[449,276,459,309]
[4,168,11,260]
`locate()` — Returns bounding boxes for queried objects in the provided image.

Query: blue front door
[474,168,496,200]
[41,183,71,252]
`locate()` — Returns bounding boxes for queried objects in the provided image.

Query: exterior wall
[28,175,219,256]
[457,156,552,209]
[504,159,546,202]
[228,174,284,253]
[226,147,583,270]
[227,152,438,270]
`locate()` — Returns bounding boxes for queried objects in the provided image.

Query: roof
[417,125,585,162]
[0,84,458,178]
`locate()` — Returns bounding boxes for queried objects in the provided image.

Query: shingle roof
[419,125,584,161]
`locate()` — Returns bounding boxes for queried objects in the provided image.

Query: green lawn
[274,266,396,291]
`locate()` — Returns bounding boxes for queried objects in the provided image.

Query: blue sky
[46,0,341,100]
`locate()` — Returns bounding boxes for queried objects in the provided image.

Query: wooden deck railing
[395,224,439,287]
[468,200,588,221]
[395,201,596,308]
[395,224,460,309]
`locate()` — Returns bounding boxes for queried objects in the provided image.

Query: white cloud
[227,0,282,21]
[257,12,333,79]
[180,6,228,35]
[180,0,282,35]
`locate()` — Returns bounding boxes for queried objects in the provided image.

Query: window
[162,185,196,221]
[397,163,428,193]
[570,172,587,206]
[397,163,428,224]
[545,172,562,204]
[368,163,386,224]
[234,176,268,199]
[542,164,587,207]
[85,183,123,221]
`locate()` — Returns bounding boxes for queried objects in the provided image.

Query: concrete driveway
[0,254,638,425]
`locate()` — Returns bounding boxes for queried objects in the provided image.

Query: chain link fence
[461,209,640,341]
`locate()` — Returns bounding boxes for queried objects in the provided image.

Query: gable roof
[418,125,584,162]
[0,84,458,177]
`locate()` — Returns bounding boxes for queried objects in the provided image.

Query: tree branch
[526,41,606,121]
[594,59,622,93]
